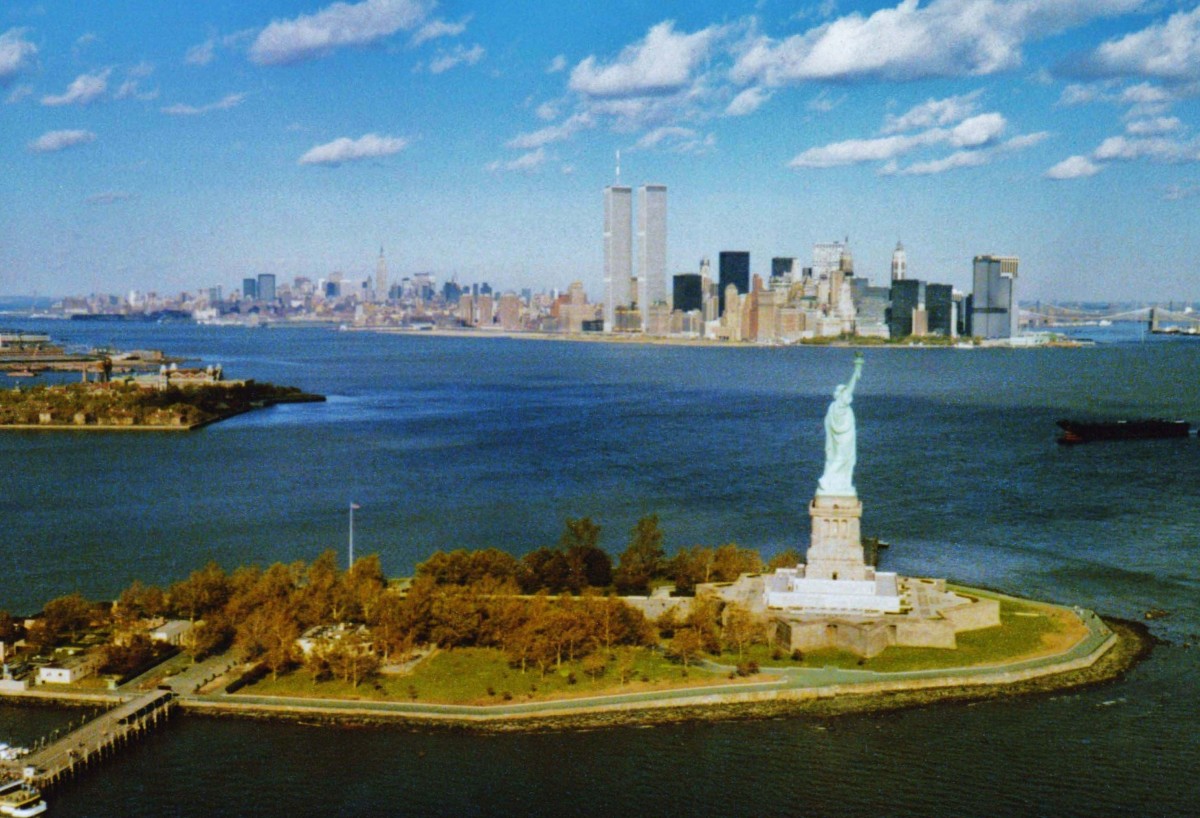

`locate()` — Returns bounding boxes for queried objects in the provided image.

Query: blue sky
[2,0,1199,301]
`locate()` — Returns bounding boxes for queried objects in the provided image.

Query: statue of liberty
[816,354,863,497]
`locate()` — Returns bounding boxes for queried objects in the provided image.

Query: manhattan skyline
[3,1,1200,301]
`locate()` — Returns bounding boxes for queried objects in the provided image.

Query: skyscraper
[888,279,923,339]
[257,273,276,303]
[375,247,388,302]
[717,251,750,316]
[891,241,907,281]
[771,257,796,280]
[603,184,632,331]
[637,184,667,328]
[812,241,845,278]
[925,283,954,336]
[971,255,1019,339]
[242,277,257,300]
[673,273,702,314]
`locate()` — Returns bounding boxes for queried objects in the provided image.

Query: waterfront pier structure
[1,689,175,790]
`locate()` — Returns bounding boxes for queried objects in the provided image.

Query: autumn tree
[721,603,762,661]
[185,615,234,661]
[417,548,518,586]
[324,629,380,688]
[710,543,763,582]
[559,517,612,593]
[766,548,801,571]
[169,562,231,621]
[517,548,569,594]
[42,593,96,642]
[684,595,722,653]
[614,514,666,595]
[0,611,19,645]
[346,555,387,623]
[113,581,167,628]
[300,550,351,625]
[100,634,158,677]
[369,593,416,662]
[428,585,483,648]
[235,596,300,679]
[670,626,705,669]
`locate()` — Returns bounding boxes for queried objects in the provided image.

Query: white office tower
[637,184,667,329]
[812,241,846,278]
[604,185,633,332]
[891,241,907,282]
[376,247,389,302]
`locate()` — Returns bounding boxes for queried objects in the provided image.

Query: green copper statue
[816,353,863,497]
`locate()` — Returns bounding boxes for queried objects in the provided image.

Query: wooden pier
[2,689,175,789]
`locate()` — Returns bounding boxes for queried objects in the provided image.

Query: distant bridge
[1023,304,1200,329]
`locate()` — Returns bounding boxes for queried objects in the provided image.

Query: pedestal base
[806,494,866,581]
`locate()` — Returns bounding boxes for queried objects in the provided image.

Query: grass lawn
[726,593,1086,674]
[239,646,736,706]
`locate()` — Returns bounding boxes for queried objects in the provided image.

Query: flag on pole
[350,502,361,509]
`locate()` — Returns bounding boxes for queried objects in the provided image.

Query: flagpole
[348,502,355,569]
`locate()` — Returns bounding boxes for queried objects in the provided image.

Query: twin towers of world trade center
[604,165,666,332]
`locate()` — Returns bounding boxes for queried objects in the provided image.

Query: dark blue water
[1,321,1197,816]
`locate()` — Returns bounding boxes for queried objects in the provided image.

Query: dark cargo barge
[1056,418,1191,445]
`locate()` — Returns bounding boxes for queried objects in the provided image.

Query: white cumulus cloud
[949,112,1006,147]
[725,86,771,116]
[161,92,246,116]
[506,112,594,150]
[250,0,431,66]
[299,133,409,166]
[411,17,469,46]
[882,90,981,133]
[42,69,111,106]
[1045,155,1101,179]
[1126,116,1183,136]
[547,54,567,73]
[28,129,96,153]
[0,28,37,84]
[428,43,484,74]
[790,112,1006,168]
[732,0,1144,86]
[1083,6,1200,81]
[185,40,216,66]
[569,21,720,98]
[884,149,991,176]
[1093,134,1200,163]
[486,147,548,173]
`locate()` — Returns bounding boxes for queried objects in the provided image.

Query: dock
[1,689,175,789]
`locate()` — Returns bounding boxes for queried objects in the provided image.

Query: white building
[603,185,633,331]
[637,184,667,329]
[38,653,100,685]
[150,620,194,646]
[891,241,907,281]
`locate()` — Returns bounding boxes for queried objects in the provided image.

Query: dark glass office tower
[718,251,749,315]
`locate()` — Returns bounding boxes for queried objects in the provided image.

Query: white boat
[0,781,45,818]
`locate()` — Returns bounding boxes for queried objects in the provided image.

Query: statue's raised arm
[844,353,863,396]
[816,355,864,498]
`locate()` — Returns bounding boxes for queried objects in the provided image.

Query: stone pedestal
[806,495,866,581]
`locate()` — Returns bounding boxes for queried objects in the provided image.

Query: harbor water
[0,321,1197,816]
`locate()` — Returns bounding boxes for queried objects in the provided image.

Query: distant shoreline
[347,326,998,350]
